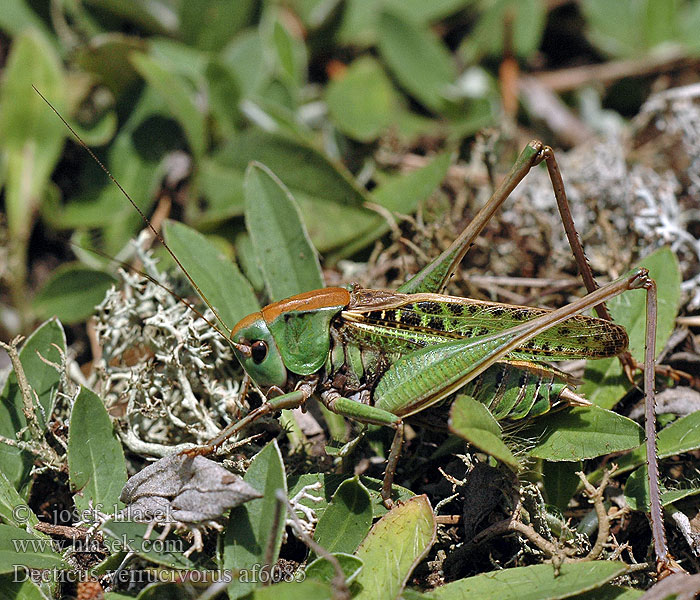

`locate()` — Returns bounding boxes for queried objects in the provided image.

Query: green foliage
[353,495,436,600]
[312,477,373,555]
[524,406,644,461]
[0,319,65,493]
[408,561,629,599]
[449,395,520,469]
[32,264,116,324]
[581,247,681,408]
[0,2,695,597]
[163,219,260,330]
[244,162,324,301]
[67,387,127,512]
[225,440,287,599]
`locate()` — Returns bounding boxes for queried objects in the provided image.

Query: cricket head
[230,312,289,390]
[230,287,351,391]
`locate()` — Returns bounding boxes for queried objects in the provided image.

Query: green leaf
[581,247,681,408]
[449,396,519,469]
[313,476,372,555]
[332,152,452,261]
[378,10,455,113]
[163,220,260,332]
[326,57,396,142]
[130,52,206,159]
[44,88,170,255]
[68,387,127,512]
[0,575,48,600]
[458,0,546,62]
[525,406,644,461]
[0,524,68,574]
[618,410,700,474]
[224,440,287,599]
[577,358,627,411]
[424,561,628,599]
[219,30,270,99]
[287,473,414,521]
[624,464,700,511]
[305,552,363,585]
[353,495,436,600]
[75,33,146,97]
[214,129,372,253]
[179,0,255,51]
[0,30,65,282]
[253,579,333,600]
[32,264,116,324]
[244,162,324,300]
[0,469,38,528]
[0,318,65,493]
[542,461,582,512]
[100,519,195,569]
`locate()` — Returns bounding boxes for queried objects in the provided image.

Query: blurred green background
[1,0,699,337]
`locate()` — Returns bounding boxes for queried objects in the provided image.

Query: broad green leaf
[577,358,627,411]
[100,519,195,569]
[267,17,308,89]
[194,156,245,223]
[0,30,65,294]
[0,576,48,600]
[424,561,628,599]
[458,0,546,62]
[338,0,474,47]
[624,465,700,511]
[581,0,678,58]
[0,469,38,528]
[214,129,372,252]
[329,152,452,261]
[225,440,287,599]
[542,461,582,512]
[313,477,372,555]
[43,88,170,255]
[354,495,436,600]
[581,247,681,408]
[305,552,363,585]
[449,396,519,469]
[220,30,270,99]
[68,387,127,512]
[77,0,175,34]
[326,57,396,142]
[378,10,455,113]
[32,264,116,324]
[179,0,255,50]
[130,52,206,159]
[235,233,266,293]
[525,406,644,461]
[205,59,243,139]
[163,220,259,331]
[253,579,333,600]
[244,162,324,300]
[617,410,700,474]
[0,1,56,40]
[0,524,68,574]
[75,33,145,97]
[0,318,65,494]
[287,473,414,520]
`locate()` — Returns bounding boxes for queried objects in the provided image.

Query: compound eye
[251,340,268,364]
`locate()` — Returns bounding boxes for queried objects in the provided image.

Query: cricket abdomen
[343,291,628,361]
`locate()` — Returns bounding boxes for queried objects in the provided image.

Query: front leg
[186,379,318,456]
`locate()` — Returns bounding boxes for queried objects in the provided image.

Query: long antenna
[33,85,232,338]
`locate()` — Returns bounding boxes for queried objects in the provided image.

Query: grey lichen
[92,235,247,456]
